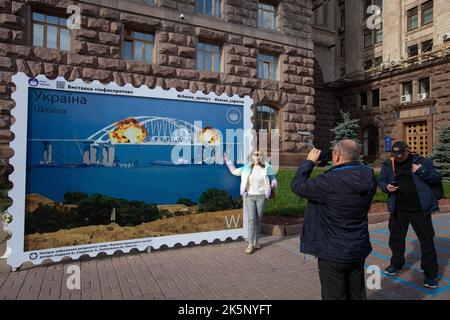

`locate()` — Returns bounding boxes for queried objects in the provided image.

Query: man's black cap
[391,141,409,159]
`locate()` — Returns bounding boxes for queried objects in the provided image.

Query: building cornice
[393,100,437,111]
[328,55,450,89]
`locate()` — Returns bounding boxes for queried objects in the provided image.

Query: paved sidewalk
[0,213,449,300]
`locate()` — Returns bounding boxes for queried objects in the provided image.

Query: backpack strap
[390,157,396,177]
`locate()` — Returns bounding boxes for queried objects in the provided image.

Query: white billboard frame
[6,72,253,270]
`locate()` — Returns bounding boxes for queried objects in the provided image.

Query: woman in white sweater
[224,150,278,254]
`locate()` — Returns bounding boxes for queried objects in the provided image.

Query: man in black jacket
[291,139,378,300]
[378,141,441,289]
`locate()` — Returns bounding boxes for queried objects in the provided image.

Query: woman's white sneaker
[245,244,255,254]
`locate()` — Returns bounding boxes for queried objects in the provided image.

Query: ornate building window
[255,105,278,133]
[258,2,276,31]
[407,7,419,31]
[123,30,154,64]
[422,1,433,25]
[197,42,221,72]
[32,12,71,51]
[257,53,278,80]
[197,0,220,17]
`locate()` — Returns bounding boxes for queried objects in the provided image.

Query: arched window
[255,105,278,133]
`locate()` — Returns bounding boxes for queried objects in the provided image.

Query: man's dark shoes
[423,277,438,289]
[384,265,402,275]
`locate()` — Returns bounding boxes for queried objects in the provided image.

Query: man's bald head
[333,139,361,162]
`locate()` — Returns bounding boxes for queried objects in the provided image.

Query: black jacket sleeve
[378,161,390,193]
[415,158,442,186]
[291,160,330,203]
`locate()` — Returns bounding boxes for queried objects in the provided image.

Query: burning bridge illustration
[29,116,222,166]
[89,116,198,145]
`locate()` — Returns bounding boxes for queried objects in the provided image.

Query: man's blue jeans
[244,194,267,245]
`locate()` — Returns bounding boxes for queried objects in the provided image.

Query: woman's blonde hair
[248,149,266,168]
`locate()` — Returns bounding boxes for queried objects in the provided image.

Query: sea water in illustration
[24,87,245,251]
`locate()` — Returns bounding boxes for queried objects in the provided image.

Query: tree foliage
[330,111,361,151]
[25,193,161,234]
[431,125,450,181]
[198,188,235,213]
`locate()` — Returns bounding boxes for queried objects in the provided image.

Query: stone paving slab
[0,213,449,300]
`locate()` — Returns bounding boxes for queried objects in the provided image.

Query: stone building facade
[336,58,450,162]
[0,0,317,193]
[313,0,450,162]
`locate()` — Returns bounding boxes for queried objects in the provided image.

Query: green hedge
[265,168,449,217]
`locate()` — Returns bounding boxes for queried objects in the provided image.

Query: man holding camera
[291,139,378,300]
[379,141,442,289]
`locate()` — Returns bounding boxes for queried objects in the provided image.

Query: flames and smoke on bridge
[31,116,224,167]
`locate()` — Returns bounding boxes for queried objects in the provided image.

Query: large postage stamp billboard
[7,73,252,269]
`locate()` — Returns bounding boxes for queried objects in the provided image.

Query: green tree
[25,193,166,234]
[176,198,197,206]
[63,191,88,205]
[114,199,161,226]
[431,125,450,182]
[330,111,361,151]
[198,188,235,213]
[25,204,67,234]
[76,193,114,226]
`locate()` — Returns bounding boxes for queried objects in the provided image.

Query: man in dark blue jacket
[291,139,377,300]
[379,141,441,289]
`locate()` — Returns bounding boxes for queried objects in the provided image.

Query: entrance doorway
[404,121,429,156]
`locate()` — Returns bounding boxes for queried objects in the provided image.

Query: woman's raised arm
[224,153,243,176]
